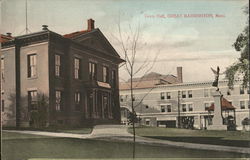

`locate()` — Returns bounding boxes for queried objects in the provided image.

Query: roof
[0,34,13,43]
[208,97,235,111]
[130,72,177,82]
[120,79,171,90]
[120,71,180,90]
[63,30,91,38]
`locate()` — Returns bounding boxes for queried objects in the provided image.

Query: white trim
[203,101,214,103]
[181,102,194,105]
[27,88,38,91]
[120,85,241,95]
[159,103,172,106]
[26,52,37,55]
[1,47,15,51]
[21,42,48,49]
[239,99,249,101]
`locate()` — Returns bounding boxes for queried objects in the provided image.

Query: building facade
[120,78,249,130]
[1,19,124,127]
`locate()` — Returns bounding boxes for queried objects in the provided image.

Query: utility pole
[177,91,181,128]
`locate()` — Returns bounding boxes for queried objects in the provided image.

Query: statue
[211,66,222,91]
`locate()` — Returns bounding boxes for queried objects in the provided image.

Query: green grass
[3,126,93,134]
[2,131,249,160]
[29,158,249,160]
[128,126,250,147]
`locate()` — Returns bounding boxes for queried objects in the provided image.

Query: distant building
[120,70,249,130]
[120,67,183,90]
[1,19,124,127]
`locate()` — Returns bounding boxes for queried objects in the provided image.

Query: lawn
[128,126,250,147]
[3,126,93,134]
[2,131,249,160]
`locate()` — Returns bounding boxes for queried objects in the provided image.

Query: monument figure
[210,66,223,91]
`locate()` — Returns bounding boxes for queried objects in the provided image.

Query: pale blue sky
[1,0,248,82]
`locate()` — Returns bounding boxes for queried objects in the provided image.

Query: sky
[1,0,248,82]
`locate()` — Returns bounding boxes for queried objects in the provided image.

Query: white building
[120,79,249,130]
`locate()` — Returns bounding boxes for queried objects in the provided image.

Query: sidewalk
[3,125,250,154]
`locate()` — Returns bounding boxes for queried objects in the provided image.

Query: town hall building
[1,19,124,127]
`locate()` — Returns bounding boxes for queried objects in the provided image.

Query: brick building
[120,70,250,130]
[1,19,124,127]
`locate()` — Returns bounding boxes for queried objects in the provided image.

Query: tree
[112,19,159,158]
[30,94,49,128]
[225,6,249,89]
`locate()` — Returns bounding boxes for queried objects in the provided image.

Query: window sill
[27,76,38,80]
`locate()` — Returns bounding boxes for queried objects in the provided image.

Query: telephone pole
[177,90,181,128]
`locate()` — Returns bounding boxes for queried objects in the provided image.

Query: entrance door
[103,96,108,119]
[88,91,93,118]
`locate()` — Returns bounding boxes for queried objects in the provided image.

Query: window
[166,92,171,99]
[103,66,109,83]
[145,105,149,109]
[240,101,245,109]
[240,86,245,94]
[227,90,231,96]
[204,89,209,97]
[74,58,81,79]
[1,58,4,81]
[248,101,250,109]
[167,105,171,112]
[204,103,210,111]
[28,90,37,110]
[161,106,165,112]
[160,92,165,100]
[56,91,62,111]
[55,54,61,77]
[188,90,192,98]
[89,62,97,80]
[145,120,150,125]
[75,92,81,111]
[188,104,193,111]
[111,70,116,86]
[27,54,37,78]
[1,99,4,112]
[182,104,187,112]
[181,91,186,98]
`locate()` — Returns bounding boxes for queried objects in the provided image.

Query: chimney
[42,25,48,31]
[177,67,183,83]
[6,32,12,37]
[87,19,95,31]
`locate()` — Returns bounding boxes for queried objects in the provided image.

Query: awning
[208,97,235,111]
[97,81,111,88]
